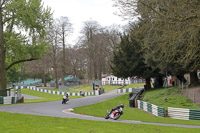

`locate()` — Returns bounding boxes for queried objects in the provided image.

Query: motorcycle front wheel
[105,113,109,119]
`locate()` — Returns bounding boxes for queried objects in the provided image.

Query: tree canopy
[113,0,200,85]
[0,0,52,96]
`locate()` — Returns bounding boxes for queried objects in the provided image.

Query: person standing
[97,88,101,95]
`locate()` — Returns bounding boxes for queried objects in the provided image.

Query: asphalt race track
[0,89,200,128]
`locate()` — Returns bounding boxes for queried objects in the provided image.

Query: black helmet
[121,104,124,108]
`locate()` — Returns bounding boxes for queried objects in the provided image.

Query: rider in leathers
[109,104,124,115]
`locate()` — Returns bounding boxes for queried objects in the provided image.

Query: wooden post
[135,95,139,108]
[193,90,195,103]
[186,85,188,97]
[164,108,168,117]
[178,80,180,89]
[175,77,177,86]
[182,82,183,94]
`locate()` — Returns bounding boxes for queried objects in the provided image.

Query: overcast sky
[42,0,128,45]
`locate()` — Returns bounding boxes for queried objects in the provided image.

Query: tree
[137,0,200,85]
[56,16,73,85]
[112,33,156,89]
[0,0,52,96]
[46,24,61,89]
[81,20,102,80]
[67,45,87,79]
[114,0,200,85]
[25,54,52,87]
[80,21,121,80]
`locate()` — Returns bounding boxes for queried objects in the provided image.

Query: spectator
[97,88,101,95]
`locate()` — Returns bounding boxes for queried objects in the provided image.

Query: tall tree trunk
[157,75,164,88]
[73,64,77,76]
[88,58,92,80]
[102,58,106,75]
[42,71,47,87]
[94,60,97,80]
[61,31,66,85]
[0,6,7,96]
[98,62,102,80]
[190,71,199,86]
[54,64,58,89]
[145,78,151,90]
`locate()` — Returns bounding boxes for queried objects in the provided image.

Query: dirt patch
[182,86,200,105]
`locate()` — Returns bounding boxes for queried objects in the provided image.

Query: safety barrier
[137,100,165,117]
[0,96,24,104]
[168,107,200,120]
[129,87,144,108]
[16,86,103,96]
[117,88,135,93]
[117,87,144,93]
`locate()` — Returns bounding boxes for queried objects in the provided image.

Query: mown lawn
[37,83,145,94]
[48,84,122,93]
[0,111,199,133]
[73,87,200,126]
[123,83,145,88]
[20,89,80,103]
[142,87,200,109]
[19,83,144,103]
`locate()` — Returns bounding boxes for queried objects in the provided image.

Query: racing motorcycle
[62,96,69,104]
[104,106,123,120]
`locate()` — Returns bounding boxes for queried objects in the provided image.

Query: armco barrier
[17,86,101,96]
[137,100,165,117]
[117,87,144,93]
[168,107,200,121]
[117,88,135,93]
[128,87,144,108]
[0,96,24,104]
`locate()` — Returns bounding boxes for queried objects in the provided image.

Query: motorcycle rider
[62,94,69,104]
[109,104,124,115]
[66,93,69,99]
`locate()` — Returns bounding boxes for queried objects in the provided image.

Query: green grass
[73,92,200,126]
[48,85,93,92]
[0,112,199,133]
[20,89,80,103]
[122,83,145,88]
[36,83,144,94]
[142,87,199,109]
[102,83,144,92]
[48,85,122,93]
[102,85,121,92]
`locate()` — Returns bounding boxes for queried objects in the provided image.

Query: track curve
[0,89,200,128]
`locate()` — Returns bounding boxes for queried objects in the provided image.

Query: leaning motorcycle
[62,98,69,104]
[105,107,123,120]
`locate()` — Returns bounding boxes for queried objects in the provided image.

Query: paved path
[1,89,200,128]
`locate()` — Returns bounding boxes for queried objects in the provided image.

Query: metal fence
[137,100,165,117]
[102,81,130,86]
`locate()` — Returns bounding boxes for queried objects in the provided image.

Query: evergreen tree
[112,34,157,89]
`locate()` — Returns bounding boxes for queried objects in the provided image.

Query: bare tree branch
[6,58,39,71]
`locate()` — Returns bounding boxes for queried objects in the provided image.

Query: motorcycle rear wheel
[113,113,121,120]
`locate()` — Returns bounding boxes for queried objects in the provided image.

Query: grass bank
[0,112,199,133]
[123,83,145,88]
[48,85,122,93]
[73,88,200,126]
[49,83,144,92]
[21,89,80,103]
[20,83,143,103]
[142,87,200,109]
